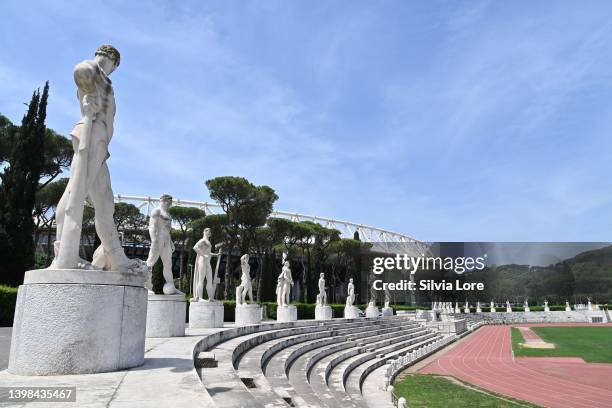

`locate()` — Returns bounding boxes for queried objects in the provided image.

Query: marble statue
[490,300,496,312]
[464,300,469,313]
[316,273,327,306]
[276,261,293,306]
[51,44,144,274]
[236,254,253,305]
[384,288,390,309]
[524,299,528,308]
[587,297,593,311]
[544,300,548,308]
[476,301,482,313]
[192,228,220,302]
[145,194,180,295]
[565,300,571,311]
[506,300,512,312]
[346,278,355,307]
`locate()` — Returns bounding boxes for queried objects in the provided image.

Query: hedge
[0,285,18,327]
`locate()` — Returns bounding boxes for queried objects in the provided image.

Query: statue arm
[148,209,160,242]
[74,61,97,95]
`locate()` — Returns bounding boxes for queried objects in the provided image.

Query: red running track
[420,326,612,408]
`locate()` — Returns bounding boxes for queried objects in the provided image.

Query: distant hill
[464,245,612,304]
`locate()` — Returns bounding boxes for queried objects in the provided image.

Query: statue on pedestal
[276,261,293,306]
[346,278,355,307]
[316,273,327,306]
[236,254,253,305]
[145,194,180,295]
[192,228,220,302]
[51,44,145,275]
[384,288,390,309]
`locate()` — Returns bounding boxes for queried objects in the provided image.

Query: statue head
[94,44,120,75]
[241,253,249,264]
[283,260,289,268]
[349,278,353,283]
[320,273,324,279]
[160,194,172,210]
[203,227,211,238]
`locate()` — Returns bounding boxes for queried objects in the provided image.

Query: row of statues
[433,298,581,312]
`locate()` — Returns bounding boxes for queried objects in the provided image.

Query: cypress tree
[0,82,49,285]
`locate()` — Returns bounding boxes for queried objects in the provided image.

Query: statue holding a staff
[192,228,221,301]
[51,44,144,274]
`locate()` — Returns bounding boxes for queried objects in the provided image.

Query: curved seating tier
[195,316,449,408]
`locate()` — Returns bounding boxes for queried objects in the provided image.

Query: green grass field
[511,326,612,363]
[393,374,536,407]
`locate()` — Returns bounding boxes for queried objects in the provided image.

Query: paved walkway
[0,326,227,408]
[0,328,11,371]
[420,325,612,408]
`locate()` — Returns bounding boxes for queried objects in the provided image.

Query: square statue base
[365,305,379,318]
[344,305,361,319]
[524,307,530,313]
[315,305,333,320]
[189,300,224,328]
[235,303,262,325]
[506,307,512,313]
[277,305,297,322]
[382,307,394,317]
[146,293,186,337]
[9,269,147,375]
[544,307,550,312]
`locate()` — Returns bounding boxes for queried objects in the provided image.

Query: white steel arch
[114,194,430,255]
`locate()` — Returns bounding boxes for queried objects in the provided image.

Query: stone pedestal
[365,305,379,318]
[235,303,262,325]
[315,305,333,320]
[524,307,530,313]
[490,307,496,313]
[565,305,571,312]
[382,307,394,317]
[277,305,297,322]
[9,269,147,375]
[344,306,360,319]
[146,294,186,337]
[506,307,512,313]
[476,306,482,313]
[189,300,224,328]
[544,306,550,312]
[464,307,470,313]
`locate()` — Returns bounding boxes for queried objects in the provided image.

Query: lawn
[393,374,536,407]
[511,326,612,363]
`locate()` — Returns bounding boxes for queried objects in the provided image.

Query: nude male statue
[192,228,220,301]
[346,278,355,307]
[276,261,293,307]
[145,194,180,295]
[317,273,327,306]
[52,45,142,273]
[236,254,253,305]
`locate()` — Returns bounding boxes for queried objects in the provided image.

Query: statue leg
[195,270,203,300]
[161,245,175,288]
[88,162,127,270]
[50,138,79,265]
[204,267,214,300]
[247,282,253,303]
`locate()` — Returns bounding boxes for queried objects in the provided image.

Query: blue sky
[1,0,611,241]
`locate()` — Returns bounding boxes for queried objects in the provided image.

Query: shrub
[0,285,18,326]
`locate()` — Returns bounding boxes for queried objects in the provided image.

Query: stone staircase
[194,316,447,408]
